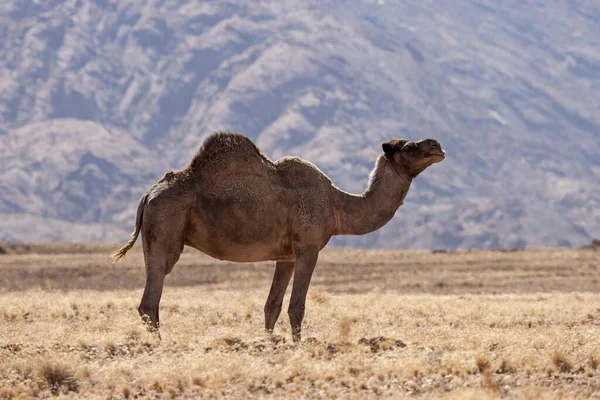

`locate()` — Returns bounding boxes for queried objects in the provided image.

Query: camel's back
[275,156,333,190]
[188,132,275,186]
[186,132,333,199]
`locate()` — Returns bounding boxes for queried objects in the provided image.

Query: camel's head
[382,138,445,178]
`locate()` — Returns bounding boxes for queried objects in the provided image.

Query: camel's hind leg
[138,251,181,330]
[138,201,186,330]
[264,261,294,332]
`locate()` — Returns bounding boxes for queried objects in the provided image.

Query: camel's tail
[111,191,150,263]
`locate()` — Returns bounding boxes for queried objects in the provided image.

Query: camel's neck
[332,155,412,236]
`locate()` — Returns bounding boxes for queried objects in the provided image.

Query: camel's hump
[188,132,275,173]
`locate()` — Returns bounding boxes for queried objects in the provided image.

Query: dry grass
[552,352,574,373]
[0,244,599,398]
[38,360,79,395]
[475,355,491,373]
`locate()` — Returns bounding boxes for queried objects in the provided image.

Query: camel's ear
[382,141,396,157]
[382,139,410,158]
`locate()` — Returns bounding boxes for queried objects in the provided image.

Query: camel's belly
[185,195,294,262]
[186,230,294,263]
[193,242,293,263]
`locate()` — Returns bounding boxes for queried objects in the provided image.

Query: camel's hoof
[291,326,302,343]
[141,314,159,332]
[267,333,286,345]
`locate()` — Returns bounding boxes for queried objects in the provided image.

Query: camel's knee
[287,303,305,326]
[264,299,283,315]
[288,301,305,315]
[264,299,285,332]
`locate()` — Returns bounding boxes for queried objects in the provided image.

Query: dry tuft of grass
[551,351,574,373]
[309,290,330,304]
[38,361,78,395]
[104,341,118,357]
[481,369,500,394]
[497,358,517,374]
[475,355,491,373]
[338,317,357,343]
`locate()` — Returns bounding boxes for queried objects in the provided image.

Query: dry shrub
[38,361,78,394]
[475,355,491,373]
[551,351,573,373]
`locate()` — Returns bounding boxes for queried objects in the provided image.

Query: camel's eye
[403,142,417,152]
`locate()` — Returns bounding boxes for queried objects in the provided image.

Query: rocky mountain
[1,0,599,248]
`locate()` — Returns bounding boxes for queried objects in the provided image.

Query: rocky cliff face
[1,0,599,248]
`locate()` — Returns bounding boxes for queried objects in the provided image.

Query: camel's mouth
[428,151,445,164]
[426,141,445,159]
[429,151,446,158]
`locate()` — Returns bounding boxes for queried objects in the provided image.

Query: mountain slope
[1,0,599,248]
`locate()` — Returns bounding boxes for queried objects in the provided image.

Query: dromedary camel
[113,132,445,341]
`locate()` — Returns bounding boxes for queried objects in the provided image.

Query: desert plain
[0,243,599,399]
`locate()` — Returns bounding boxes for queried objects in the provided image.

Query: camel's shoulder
[275,156,332,188]
[188,132,275,173]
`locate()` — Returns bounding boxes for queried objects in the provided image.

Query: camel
[112,132,445,341]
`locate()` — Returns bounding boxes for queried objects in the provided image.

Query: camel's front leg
[288,245,319,342]
[264,261,294,332]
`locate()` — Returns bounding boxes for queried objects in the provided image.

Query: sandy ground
[0,244,599,398]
